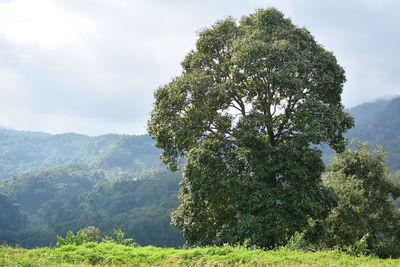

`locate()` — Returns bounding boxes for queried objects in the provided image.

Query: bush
[324,141,400,258]
[57,226,138,247]
[284,231,311,252]
[57,230,85,246]
[80,226,100,242]
[344,233,370,257]
[102,228,138,247]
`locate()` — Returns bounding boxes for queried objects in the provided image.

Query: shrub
[57,230,85,246]
[57,227,138,247]
[80,226,100,242]
[344,233,370,257]
[284,231,311,252]
[102,228,138,247]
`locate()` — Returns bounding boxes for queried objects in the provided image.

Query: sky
[0,0,399,135]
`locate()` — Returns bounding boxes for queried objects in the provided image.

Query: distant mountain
[345,96,400,170]
[345,98,394,127]
[323,95,400,170]
[0,127,51,137]
[0,132,162,179]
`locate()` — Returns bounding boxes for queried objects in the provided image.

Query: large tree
[148,8,353,247]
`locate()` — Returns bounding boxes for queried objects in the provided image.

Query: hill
[0,129,185,248]
[345,97,400,170]
[0,127,50,137]
[0,165,183,248]
[0,132,161,179]
[321,96,400,170]
[344,98,392,127]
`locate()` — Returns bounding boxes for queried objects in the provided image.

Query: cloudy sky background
[0,0,399,135]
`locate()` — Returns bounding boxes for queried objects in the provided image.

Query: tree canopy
[148,8,353,247]
[325,140,400,258]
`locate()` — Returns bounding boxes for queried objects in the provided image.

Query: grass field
[1,243,400,266]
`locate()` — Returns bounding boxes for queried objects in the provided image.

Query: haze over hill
[344,95,400,170]
[0,132,161,179]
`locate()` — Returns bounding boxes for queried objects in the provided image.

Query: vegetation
[56,227,138,247]
[40,169,184,247]
[2,97,399,251]
[321,96,400,170]
[2,243,400,266]
[324,140,400,258]
[148,8,353,247]
[0,164,99,213]
[1,6,400,265]
[0,133,161,179]
[346,97,400,170]
[0,167,184,248]
[0,193,27,244]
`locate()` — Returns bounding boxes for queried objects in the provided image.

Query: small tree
[80,226,100,242]
[325,140,400,258]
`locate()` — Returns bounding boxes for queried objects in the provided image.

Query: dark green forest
[0,164,184,247]
[0,96,400,250]
[0,133,183,247]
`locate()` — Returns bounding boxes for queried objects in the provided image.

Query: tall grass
[1,243,400,266]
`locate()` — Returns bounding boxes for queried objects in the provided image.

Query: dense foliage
[324,141,400,258]
[0,164,184,248]
[148,8,353,247]
[0,102,399,254]
[0,193,27,244]
[0,164,99,213]
[40,170,184,247]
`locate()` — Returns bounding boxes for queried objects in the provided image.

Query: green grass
[1,243,400,266]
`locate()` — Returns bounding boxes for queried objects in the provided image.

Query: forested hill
[344,96,400,170]
[0,132,161,179]
[0,131,182,248]
[0,127,50,137]
[1,95,399,180]
[0,165,184,248]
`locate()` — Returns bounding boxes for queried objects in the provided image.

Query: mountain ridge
[0,132,162,179]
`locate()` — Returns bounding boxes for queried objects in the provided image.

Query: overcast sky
[0,0,399,135]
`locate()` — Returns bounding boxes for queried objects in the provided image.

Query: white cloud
[0,0,96,50]
[0,0,399,135]
[0,67,31,107]
[0,107,147,135]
